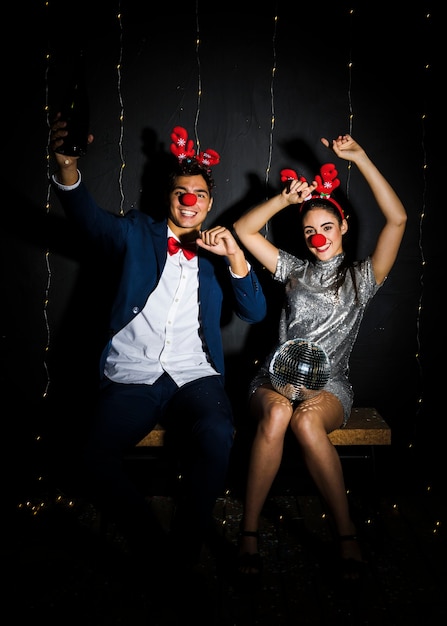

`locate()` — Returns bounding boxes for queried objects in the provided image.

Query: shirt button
[132,306,139,314]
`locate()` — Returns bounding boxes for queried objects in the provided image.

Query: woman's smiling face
[302,207,348,260]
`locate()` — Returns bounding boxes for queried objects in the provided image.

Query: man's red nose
[180,193,197,206]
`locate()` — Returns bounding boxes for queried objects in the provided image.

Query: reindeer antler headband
[170,126,220,171]
[280,163,345,219]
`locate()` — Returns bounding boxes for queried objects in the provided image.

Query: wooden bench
[135,407,391,448]
[130,408,391,507]
[137,423,166,447]
[328,407,391,487]
[328,407,391,445]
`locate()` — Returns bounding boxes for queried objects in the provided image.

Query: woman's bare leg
[290,391,363,563]
[238,386,292,567]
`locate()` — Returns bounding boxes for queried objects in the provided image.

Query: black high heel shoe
[235,530,263,588]
[339,534,367,581]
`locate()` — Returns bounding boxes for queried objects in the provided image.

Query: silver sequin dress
[249,250,382,425]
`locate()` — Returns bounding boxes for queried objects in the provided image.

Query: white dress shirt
[104,228,219,386]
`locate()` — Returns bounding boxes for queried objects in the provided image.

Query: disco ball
[269,338,331,402]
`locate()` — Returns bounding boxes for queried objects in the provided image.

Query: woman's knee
[290,392,343,443]
[290,410,318,444]
[254,397,292,442]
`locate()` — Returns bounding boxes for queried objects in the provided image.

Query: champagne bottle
[55,52,90,157]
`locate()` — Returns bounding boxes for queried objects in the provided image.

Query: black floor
[7,445,447,625]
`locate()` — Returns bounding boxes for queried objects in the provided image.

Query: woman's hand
[282,177,317,205]
[321,134,366,163]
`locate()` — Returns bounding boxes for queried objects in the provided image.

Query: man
[49,118,266,569]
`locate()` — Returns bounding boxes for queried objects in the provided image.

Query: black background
[3,1,441,499]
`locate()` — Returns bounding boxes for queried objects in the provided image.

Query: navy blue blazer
[52,181,267,381]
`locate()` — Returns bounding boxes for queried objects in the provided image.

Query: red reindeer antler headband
[280,163,345,219]
[170,126,220,170]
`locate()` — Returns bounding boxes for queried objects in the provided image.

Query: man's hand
[197,226,249,276]
[49,112,94,184]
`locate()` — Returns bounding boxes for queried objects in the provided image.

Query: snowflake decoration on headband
[170,126,220,169]
[314,163,341,197]
[170,126,195,162]
[280,163,344,219]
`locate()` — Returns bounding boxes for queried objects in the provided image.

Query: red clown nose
[310,234,326,248]
[180,193,197,206]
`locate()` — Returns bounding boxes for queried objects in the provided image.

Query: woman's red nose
[310,234,326,248]
[180,193,197,206]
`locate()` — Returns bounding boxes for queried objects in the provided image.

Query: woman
[233,134,407,580]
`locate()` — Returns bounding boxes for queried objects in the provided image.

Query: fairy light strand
[413,12,432,447]
[18,0,55,512]
[116,6,126,216]
[264,11,278,193]
[264,9,279,239]
[413,116,427,444]
[41,6,52,400]
[193,0,202,151]
[344,7,355,199]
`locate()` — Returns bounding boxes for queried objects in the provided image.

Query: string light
[263,11,279,240]
[41,8,52,401]
[264,13,278,193]
[193,0,202,150]
[116,6,126,216]
[17,2,57,516]
[344,7,355,197]
[412,11,432,448]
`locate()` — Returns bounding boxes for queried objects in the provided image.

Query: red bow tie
[167,236,197,260]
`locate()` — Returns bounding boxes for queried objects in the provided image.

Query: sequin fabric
[249,250,382,425]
